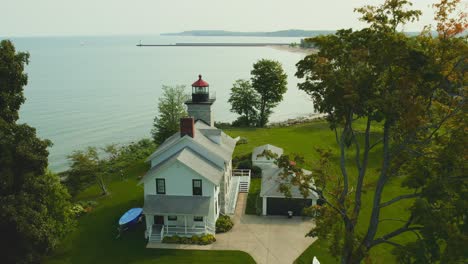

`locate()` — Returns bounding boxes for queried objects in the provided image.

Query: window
[192,179,202,196]
[168,215,177,221]
[194,216,203,222]
[156,179,165,194]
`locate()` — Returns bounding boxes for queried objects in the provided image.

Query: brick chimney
[180,117,195,138]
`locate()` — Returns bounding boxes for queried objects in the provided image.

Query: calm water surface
[11,35,315,172]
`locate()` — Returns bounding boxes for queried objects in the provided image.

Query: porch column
[184,216,187,234]
[204,218,207,233]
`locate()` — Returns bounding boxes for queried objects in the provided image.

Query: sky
[2,0,444,37]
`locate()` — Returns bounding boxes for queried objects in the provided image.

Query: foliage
[236,137,248,145]
[151,85,188,144]
[214,121,233,129]
[251,59,288,127]
[0,39,75,264]
[65,139,155,196]
[228,79,260,127]
[70,204,86,217]
[215,215,234,233]
[291,1,467,263]
[237,159,252,170]
[0,170,76,264]
[300,39,315,49]
[162,234,216,245]
[0,40,29,124]
[48,169,255,264]
[251,166,262,178]
[245,178,262,215]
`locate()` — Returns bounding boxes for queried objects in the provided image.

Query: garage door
[266,197,312,216]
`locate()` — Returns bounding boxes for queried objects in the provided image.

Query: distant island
[161,29,335,38]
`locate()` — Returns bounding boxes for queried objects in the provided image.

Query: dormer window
[193,179,202,196]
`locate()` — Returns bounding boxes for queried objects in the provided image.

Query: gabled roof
[252,144,284,161]
[146,120,236,164]
[260,165,318,199]
[140,148,223,184]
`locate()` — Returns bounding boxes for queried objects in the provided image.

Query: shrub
[251,166,262,178]
[199,234,216,245]
[70,204,85,217]
[236,137,248,145]
[216,215,234,233]
[237,159,252,170]
[191,235,200,244]
[162,234,216,245]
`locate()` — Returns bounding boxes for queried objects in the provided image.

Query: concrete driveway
[148,193,316,264]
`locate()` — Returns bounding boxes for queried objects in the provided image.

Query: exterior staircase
[225,169,251,214]
[239,180,250,193]
[233,169,251,193]
[148,225,163,243]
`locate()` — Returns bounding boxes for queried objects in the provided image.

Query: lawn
[46,162,255,264]
[225,120,416,264]
[245,178,261,215]
[48,120,415,264]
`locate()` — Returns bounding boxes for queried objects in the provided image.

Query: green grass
[225,120,417,264]
[47,162,255,264]
[49,120,415,264]
[245,178,261,215]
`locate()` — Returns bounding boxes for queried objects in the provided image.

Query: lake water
[11,35,315,172]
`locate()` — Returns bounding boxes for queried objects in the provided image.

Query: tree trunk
[97,175,108,195]
[258,100,266,127]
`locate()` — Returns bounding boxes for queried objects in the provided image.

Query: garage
[266,197,313,216]
[252,144,319,216]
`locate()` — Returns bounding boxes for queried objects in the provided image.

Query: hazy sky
[2,0,442,37]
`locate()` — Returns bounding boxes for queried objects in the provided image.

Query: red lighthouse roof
[192,74,209,87]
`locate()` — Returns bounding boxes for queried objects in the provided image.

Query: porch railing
[164,225,207,236]
[232,169,251,177]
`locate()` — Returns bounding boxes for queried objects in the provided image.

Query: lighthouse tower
[185,74,215,126]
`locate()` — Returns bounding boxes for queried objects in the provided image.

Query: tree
[251,59,288,127]
[66,147,107,196]
[285,0,467,263]
[0,39,75,263]
[228,79,260,127]
[151,85,188,144]
[0,40,29,123]
[65,140,156,196]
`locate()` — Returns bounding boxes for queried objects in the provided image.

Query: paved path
[147,193,316,264]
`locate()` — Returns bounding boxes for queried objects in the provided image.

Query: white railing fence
[232,169,251,177]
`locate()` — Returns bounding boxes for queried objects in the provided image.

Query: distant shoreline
[161,29,335,38]
[136,43,290,47]
[268,45,317,55]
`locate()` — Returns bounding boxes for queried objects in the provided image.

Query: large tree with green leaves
[277,0,467,263]
[0,39,75,263]
[228,79,260,127]
[251,59,287,127]
[151,85,188,144]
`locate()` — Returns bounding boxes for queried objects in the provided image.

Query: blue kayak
[119,208,143,226]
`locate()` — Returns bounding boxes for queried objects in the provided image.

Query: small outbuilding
[252,144,318,216]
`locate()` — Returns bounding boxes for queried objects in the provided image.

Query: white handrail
[232,169,251,177]
[148,225,152,240]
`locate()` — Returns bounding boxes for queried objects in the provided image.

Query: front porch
[143,194,215,242]
[148,222,215,242]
